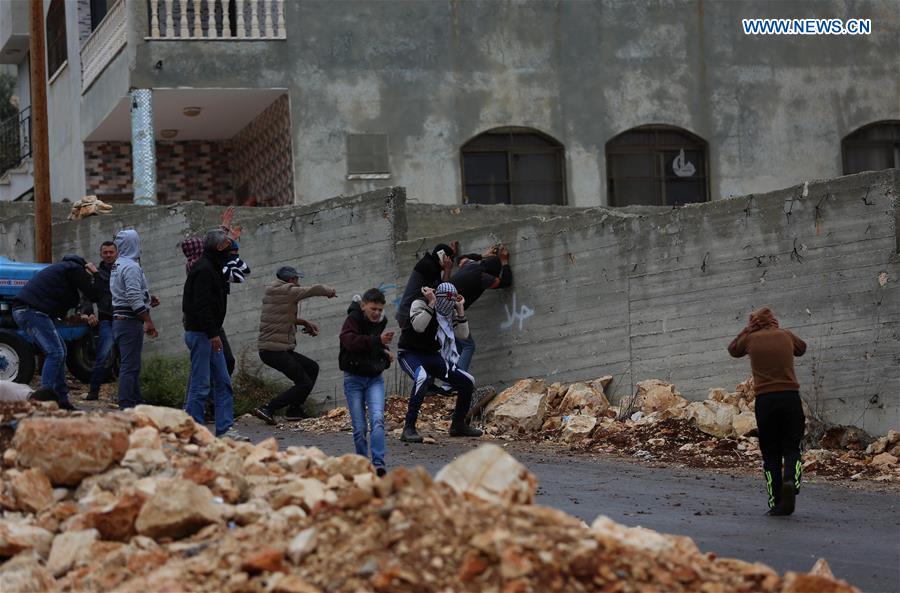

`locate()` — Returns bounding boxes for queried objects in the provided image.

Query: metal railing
[80,0,128,92]
[148,0,286,39]
[0,107,32,177]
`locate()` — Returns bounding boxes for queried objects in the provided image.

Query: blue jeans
[12,308,68,403]
[184,331,234,436]
[89,320,114,393]
[456,333,476,373]
[113,318,144,409]
[344,373,386,469]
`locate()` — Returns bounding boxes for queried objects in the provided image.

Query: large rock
[435,444,537,505]
[561,415,597,443]
[0,556,56,593]
[122,426,168,476]
[135,479,221,540]
[7,469,53,513]
[871,452,897,466]
[12,417,130,486]
[83,490,147,541]
[488,380,550,433]
[732,411,758,437]
[46,529,98,577]
[131,405,195,439]
[634,380,687,413]
[0,520,53,558]
[591,516,699,556]
[683,400,739,438]
[559,382,610,417]
[820,425,873,450]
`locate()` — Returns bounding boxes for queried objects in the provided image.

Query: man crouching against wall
[183,229,247,441]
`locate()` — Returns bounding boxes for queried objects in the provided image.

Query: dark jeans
[184,330,234,436]
[398,350,473,426]
[755,390,805,509]
[259,349,319,414]
[456,333,476,373]
[113,318,144,409]
[89,320,115,393]
[12,308,68,403]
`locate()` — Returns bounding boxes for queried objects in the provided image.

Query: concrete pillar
[130,89,157,206]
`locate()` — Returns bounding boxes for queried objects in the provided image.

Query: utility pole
[29,0,52,263]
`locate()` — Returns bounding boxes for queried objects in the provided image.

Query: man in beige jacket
[253,266,337,424]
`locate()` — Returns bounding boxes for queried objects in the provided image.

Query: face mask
[434,293,455,316]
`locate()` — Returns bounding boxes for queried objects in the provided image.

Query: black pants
[755,390,805,509]
[259,349,319,413]
[397,350,473,426]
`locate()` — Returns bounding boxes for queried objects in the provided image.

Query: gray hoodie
[110,229,151,319]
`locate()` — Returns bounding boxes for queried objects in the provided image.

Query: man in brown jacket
[728,306,807,516]
[252,266,336,424]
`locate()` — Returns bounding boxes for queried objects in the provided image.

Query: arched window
[842,121,900,175]
[461,127,566,205]
[606,125,709,206]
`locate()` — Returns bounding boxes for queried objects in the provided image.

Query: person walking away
[397,282,482,442]
[252,266,337,423]
[338,289,394,476]
[396,243,457,328]
[728,306,807,516]
[110,230,159,410]
[12,254,100,410]
[182,229,246,440]
[81,241,117,401]
[449,245,512,372]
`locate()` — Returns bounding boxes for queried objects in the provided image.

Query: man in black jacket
[182,229,245,440]
[12,255,99,409]
[449,245,512,372]
[81,241,117,401]
[396,243,457,328]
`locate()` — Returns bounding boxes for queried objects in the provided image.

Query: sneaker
[765,507,790,516]
[400,425,424,443]
[449,420,483,438]
[220,429,251,442]
[251,407,276,426]
[778,483,796,515]
[376,467,387,478]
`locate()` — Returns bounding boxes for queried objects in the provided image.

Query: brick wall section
[229,94,294,206]
[394,170,900,435]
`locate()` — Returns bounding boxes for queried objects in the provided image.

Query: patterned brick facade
[83,94,294,206]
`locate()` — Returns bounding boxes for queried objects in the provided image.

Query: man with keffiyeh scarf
[397,282,482,442]
[729,307,807,516]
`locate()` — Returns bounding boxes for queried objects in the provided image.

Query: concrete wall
[123,0,899,208]
[1,172,897,434]
[395,170,900,435]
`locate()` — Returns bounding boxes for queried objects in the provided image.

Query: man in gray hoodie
[110,229,159,409]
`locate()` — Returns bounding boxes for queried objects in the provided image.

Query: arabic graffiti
[377,282,403,307]
[501,293,534,332]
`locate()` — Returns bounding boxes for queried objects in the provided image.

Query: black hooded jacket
[13,255,98,319]
[396,244,453,326]
[339,300,390,377]
[182,248,229,338]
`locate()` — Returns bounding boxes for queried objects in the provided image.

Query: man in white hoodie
[110,229,159,409]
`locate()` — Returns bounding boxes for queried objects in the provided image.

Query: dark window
[90,0,109,31]
[842,121,900,175]
[46,0,68,79]
[347,134,389,175]
[461,127,566,205]
[606,125,709,206]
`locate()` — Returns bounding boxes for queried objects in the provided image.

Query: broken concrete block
[435,444,537,505]
[13,417,130,486]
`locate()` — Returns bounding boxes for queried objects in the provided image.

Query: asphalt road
[238,421,900,593]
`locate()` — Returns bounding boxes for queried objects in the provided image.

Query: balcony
[0,0,29,65]
[80,0,127,92]
[147,0,286,40]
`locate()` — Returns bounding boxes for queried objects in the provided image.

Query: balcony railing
[80,0,127,92]
[148,0,286,39]
[0,107,32,176]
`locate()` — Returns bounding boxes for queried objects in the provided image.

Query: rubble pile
[0,402,862,593]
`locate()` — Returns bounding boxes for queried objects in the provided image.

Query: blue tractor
[0,256,116,384]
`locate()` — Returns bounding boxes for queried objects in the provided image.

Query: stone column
[130,89,157,206]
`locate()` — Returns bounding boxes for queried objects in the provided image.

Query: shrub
[139,355,190,408]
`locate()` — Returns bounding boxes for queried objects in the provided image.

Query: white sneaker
[220,429,251,442]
